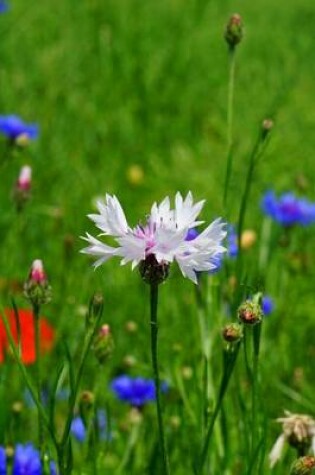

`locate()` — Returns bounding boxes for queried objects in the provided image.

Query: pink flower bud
[29,259,46,284]
[17,165,32,191]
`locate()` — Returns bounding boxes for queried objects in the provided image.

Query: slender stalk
[197,345,240,474]
[223,47,236,210]
[33,303,44,451]
[1,308,58,450]
[150,283,170,475]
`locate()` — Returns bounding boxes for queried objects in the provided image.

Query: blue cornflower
[261,191,315,226]
[111,375,168,407]
[0,1,8,13]
[261,296,274,316]
[0,447,6,475]
[71,410,109,443]
[0,115,38,141]
[12,444,42,475]
[71,416,86,442]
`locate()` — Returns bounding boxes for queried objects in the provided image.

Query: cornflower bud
[93,324,114,364]
[139,254,170,286]
[290,456,315,475]
[24,260,51,307]
[262,118,274,140]
[15,133,31,147]
[224,14,243,49]
[222,323,243,343]
[13,165,32,211]
[238,300,263,325]
[79,390,95,417]
[86,292,104,328]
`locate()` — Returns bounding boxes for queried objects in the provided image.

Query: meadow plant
[0,4,314,475]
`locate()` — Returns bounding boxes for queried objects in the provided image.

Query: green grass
[0,0,315,473]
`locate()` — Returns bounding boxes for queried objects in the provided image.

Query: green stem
[33,303,44,451]
[197,345,240,474]
[1,308,58,450]
[223,47,236,211]
[150,284,170,475]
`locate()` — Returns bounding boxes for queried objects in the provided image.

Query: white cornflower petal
[82,192,226,284]
[88,194,129,236]
[116,234,147,265]
[174,191,205,230]
[81,233,118,267]
[269,434,286,468]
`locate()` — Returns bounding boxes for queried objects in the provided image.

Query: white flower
[81,192,226,284]
[269,411,315,468]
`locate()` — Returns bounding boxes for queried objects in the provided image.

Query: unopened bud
[123,355,137,368]
[11,401,23,414]
[93,324,114,364]
[238,300,263,325]
[224,14,243,49]
[15,133,31,147]
[125,321,138,333]
[290,456,315,475]
[86,292,104,328]
[79,390,95,411]
[13,166,32,211]
[262,119,274,140]
[240,230,257,250]
[222,323,243,342]
[139,255,169,285]
[24,260,51,307]
[181,366,193,380]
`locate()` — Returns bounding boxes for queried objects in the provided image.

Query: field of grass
[0,0,315,473]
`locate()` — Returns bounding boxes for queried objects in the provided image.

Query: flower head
[12,444,42,475]
[0,1,8,13]
[261,295,274,315]
[269,411,315,468]
[82,193,226,284]
[262,191,315,227]
[0,115,38,142]
[0,447,6,475]
[0,308,55,365]
[110,375,167,407]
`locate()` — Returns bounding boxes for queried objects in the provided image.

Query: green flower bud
[290,456,315,475]
[224,14,243,49]
[86,292,104,328]
[222,323,243,343]
[93,324,114,364]
[238,300,263,325]
[24,260,51,307]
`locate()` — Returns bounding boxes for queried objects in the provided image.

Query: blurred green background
[0,0,315,472]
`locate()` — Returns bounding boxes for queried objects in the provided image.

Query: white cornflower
[269,411,315,468]
[81,192,226,284]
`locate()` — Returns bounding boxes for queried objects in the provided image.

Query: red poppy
[0,308,55,364]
